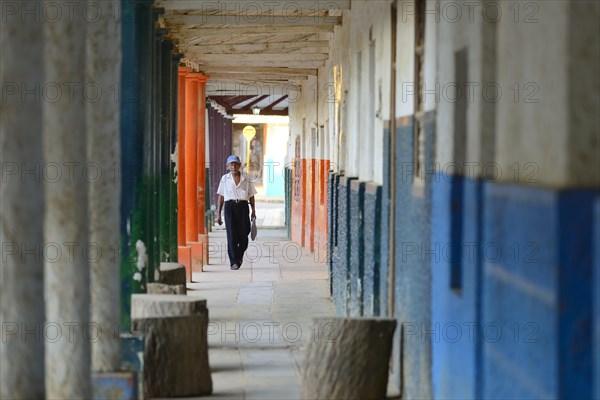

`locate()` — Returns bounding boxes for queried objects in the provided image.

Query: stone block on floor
[301,317,396,400]
[133,315,212,398]
[131,294,206,319]
[147,282,187,295]
[158,262,187,285]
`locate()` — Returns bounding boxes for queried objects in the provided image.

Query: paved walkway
[253,201,285,228]
[185,228,334,399]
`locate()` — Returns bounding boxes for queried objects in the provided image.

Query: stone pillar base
[199,233,209,264]
[189,241,204,272]
[178,246,192,282]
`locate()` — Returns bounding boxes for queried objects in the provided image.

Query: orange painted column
[177,67,191,280]
[196,75,210,265]
[313,159,330,260]
[184,73,201,275]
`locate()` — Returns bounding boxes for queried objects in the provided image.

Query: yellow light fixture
[242,125,257,172]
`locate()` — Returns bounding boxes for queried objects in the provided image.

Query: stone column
[87,0,122,372]
[0,4,45,398]
[44,3,91,397]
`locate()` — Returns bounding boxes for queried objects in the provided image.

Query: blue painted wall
[431,173,483,399]
[392,115,434,398]
[482,184,598,399]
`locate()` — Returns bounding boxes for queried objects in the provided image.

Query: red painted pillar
[177,67,191,280]
[185,73,201,275]
[196,75,210,265]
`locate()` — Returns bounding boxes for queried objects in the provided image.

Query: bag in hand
[250,218,257,241]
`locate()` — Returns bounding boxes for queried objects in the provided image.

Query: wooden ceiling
[158,0,347,103]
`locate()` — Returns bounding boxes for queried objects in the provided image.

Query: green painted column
[171,52,184,260]
[146,10,165,282]
[159,37,172,262]
[119,0,154,331]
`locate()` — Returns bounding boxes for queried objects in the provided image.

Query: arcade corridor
[1,1,599,399]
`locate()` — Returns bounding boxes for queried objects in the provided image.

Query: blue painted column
[349,180,366,316]
[333,175,357,316]
[363,182,382,317]
[327,172,341,296]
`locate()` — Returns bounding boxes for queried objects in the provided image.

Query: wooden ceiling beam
[206,81,301,95]
[262,95,289,111]
[183,41,329,54]
[192,59,325,68]
[168,15,341,26]
[186,53,328,62]
[156,0,351,11]
[198,66,317,75]
[207,73,308,81]
[176,25,334,37]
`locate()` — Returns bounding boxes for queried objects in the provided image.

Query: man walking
[216,155,257,270]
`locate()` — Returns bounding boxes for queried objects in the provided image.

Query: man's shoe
[231,263,240,270]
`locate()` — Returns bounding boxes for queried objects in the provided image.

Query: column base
[178,246,192,282]
[189,242,204,273]
[199,233,209,264]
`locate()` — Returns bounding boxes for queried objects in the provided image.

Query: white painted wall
[396,1,416,118]
[436,1,497,178]
[496,1,569,187]
[341,0,393,183]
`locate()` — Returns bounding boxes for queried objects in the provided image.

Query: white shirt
[217,172,257,201]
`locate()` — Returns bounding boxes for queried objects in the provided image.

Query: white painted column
[87,0,122,372]
[0,5,46,399]
[43,2,91,397]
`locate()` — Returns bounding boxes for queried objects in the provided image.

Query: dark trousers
[224,200,251,266]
